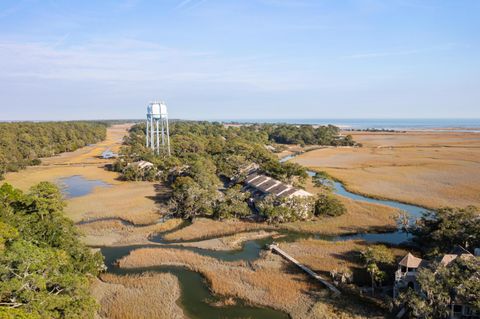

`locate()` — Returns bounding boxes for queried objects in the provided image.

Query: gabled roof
[440,245,475,266]
[440,254,458,266]
[243,171,313,198]
[399,253,423,268]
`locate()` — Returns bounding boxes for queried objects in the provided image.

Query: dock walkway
[269,244,341,295]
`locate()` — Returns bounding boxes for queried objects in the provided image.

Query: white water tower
[146,101,171,155]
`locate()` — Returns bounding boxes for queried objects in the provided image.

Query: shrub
[314,194,346,217]
[257,194,315,223]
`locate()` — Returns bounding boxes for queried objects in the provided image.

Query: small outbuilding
[102,149,118,159]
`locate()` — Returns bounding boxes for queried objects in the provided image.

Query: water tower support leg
[146,119,149,147]
[166,116,171,156]
[161,119,165,148]
[150,118,154,150]
[156,120,160,155]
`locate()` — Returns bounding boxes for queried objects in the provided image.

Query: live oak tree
[0,182,103,318]
[168,176,220,219]
[360,245,395,295]
[314,194,346,217]
[214,186,251,220]
[256,194,316,223]
[409,206,480,257]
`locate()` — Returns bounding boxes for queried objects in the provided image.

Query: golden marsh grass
[91,273,183,319]
[292,131,480,209]
[118,247,387,319]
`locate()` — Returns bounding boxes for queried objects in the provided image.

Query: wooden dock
[269,244,341,295]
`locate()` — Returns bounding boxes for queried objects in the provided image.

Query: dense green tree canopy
[0,122,107,179]
[360,245,395,294]
[260,124,356,146]
[398,257,480,319]
[396,206,480,318]
[0,182,103,318]
[409,206,480,257]
[314,194,346,217]
[116,121,354,222]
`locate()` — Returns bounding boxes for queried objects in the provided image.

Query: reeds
[91,273,183,319]
[163,218,272,241]
[292,130,480,209]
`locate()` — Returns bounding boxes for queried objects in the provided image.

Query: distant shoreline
[2,118,480,132]
[220,119,480,132]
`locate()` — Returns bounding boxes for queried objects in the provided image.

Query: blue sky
[0,0,479,120]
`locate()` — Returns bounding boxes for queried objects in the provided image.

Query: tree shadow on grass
[145,183,172,205]
[280,256,387,317]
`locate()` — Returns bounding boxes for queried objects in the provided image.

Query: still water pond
[57,175,110,198]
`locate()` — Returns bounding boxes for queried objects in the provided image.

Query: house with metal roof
[243,172,312,199]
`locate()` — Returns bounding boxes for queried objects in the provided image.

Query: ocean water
[219,118,480,131]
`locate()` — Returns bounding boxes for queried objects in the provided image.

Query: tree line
[0,122,107,179]
[259,124,357,146]
[0,182,104,318]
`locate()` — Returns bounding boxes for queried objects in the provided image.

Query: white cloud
[0,37,313,92]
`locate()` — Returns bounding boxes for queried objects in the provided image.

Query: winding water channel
[65,153,428,319]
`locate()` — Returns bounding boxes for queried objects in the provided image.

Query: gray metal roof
[268,183,289,196]
[257,179,280,192]
[278,188,298,198]
[245,173,260,183]
[249,176,269,187]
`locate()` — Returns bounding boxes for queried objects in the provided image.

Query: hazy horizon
[1,0,479,120]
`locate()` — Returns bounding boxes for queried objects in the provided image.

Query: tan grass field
[278,239,408,286]
[163,217,275,241]
[91,273,184,319]
[118,247,386,319]
[79,218,183,246]
[177,230,277,251]
[4,124,164,225]
[291,131,480,209]
[281,177,399,235]
[165,196,398,242]
[66,180,167,224]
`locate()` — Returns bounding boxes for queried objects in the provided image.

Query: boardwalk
[269,244,341,295]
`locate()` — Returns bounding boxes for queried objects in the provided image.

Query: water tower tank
[150,102,161,119]
[159,102,168,117]
[146,103,153,116]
